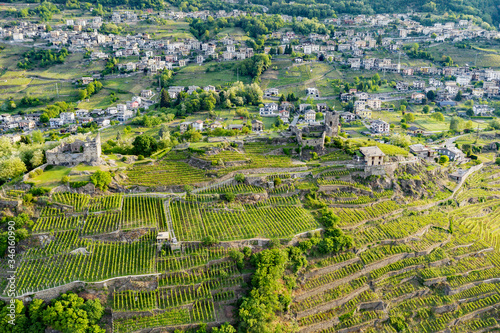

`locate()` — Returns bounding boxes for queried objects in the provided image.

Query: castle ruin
[291,111,340,150]
[46,133,103,166]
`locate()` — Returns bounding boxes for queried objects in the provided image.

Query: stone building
[251,120,263,132]
[324,111,340,137]
[358,146,385,166]
[46,134,103,166]
[291,111,340,150]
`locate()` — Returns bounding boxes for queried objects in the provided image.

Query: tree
[229,250,245,270]
[78,89,87,100]
[90,171,112,191]
[274,178,282,187]
[42,293,105,333]
[466,108,474,117]
[422,105,430,114]
[40,114,50,123]
[30,149,44,168]
[455,90,463,102]
[439,155,449,164]
[160,89,170,108]
[449,116,463,132]
[390,133,412,148]
[202,94,216,111]
[158,125,171,144]
[442,55,453,66]
[132,134,158,156]
[32,130,44,143]
[461,144,472,156]
[404,113,415,123]
[431,112,444,121]
[86,82,95,96]
[426,90,436,101]
[0,157,27,182]
[182,129,202,143]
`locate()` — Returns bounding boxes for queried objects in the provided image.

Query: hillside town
[3,1,500,333]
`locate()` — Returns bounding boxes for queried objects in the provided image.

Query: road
[444,134,467,148]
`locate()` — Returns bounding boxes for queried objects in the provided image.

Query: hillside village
[3,1,500,333]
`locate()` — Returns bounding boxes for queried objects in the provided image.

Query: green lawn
[216,27,251,41]
[427,41,500,68]
[0,44,105,104]
[125,20,194,39]
[171,62,252,87]
[414,117,451,132]
[28,166,90,188]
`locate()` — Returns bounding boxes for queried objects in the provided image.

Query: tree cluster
[17,48,69,69]
[0,292,105,333]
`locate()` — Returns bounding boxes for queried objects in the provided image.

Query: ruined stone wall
[46,134,102,166]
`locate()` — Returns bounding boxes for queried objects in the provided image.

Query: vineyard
[125,160,210,186]
[170,197,318,241]
[286,165,500,333]
[6,161,500,332]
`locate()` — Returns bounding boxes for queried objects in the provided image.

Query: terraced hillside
[2,162,500,332]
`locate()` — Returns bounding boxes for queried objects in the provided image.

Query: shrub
[23,193,33,205]
[90,171,112,191]
[235,173,245,183]
[229,249,245,269]
[201,235,219,246]
[439,155,449,164]
[29,187,50,196]
[137,155,144,160]
[268,238,281,248]
[223,192,236,202]
[70,181,89,188]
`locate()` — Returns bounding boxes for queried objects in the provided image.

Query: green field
[427,41,500,68]
[170,62,252,87]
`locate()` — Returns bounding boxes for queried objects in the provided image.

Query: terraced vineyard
[170,196,318,241]
[6,163,500,333]
[125,160,210,186]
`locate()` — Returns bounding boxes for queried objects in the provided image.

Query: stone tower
[324,111,339,137]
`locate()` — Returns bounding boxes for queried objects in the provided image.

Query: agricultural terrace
[170,196,318,241]
[4,158,500,333]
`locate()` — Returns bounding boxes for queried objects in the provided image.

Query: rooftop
[359,146,385,157]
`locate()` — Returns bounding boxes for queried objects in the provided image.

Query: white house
[306,87,320,98]
[370,120,390,134]
[60,112,75,124]
[50,118,64,128]
[259,102,279,116]
[193,120,204,131]
[117,110,134,122]
[304,110,316,122]
[473,105,494,117]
